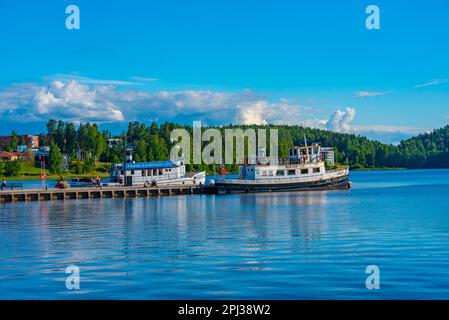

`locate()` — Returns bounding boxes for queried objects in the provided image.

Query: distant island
[1,119,448,180]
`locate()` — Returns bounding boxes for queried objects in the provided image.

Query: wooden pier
[0,185,201,203]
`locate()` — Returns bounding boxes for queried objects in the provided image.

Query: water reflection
[2,170,449,298]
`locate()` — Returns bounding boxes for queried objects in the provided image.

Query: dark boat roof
[124,161,177,170]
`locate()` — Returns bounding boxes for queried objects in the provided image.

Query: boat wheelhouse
[108,159,206,187]
[207,144,350,194]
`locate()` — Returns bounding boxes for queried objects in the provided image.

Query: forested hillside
[43,120,449,172]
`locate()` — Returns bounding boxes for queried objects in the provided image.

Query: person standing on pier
[1,179,6,191]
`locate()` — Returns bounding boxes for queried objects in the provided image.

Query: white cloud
[414,79,448,88]
[354,91,386,98]
[0,80,124,122]
[236,101,269,125]
[353,124,427,134]
[235,99,319,126]
[353,125,429,144]
[326,108,356,133]
[0,79,353,131]
[45,74,142,86]
[130,76,159,82]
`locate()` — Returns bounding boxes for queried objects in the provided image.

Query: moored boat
[107,159,206,187]
[205,143,350,194]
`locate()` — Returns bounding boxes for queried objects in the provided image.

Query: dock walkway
[0,185,201,203]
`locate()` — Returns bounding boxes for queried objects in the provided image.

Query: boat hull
[204,174,350,194]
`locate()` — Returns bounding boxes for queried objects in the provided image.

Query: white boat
[206,144,350,194]
[107,159,206,187]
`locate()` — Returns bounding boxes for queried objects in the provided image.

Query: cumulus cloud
[354,91,386,98]
[0,79,355,132]
[414,79,448,88]
[0,80,124,122]
[235,98,315,125]
[236,101,269,125]
[326,108,356,133]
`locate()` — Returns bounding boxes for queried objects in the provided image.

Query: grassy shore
[4,172,110,181]
[1,161,111,181]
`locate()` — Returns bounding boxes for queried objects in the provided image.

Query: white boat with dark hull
[206,144,350,194]
[108,159,206,187]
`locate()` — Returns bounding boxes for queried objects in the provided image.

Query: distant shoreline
[351,167,407,171]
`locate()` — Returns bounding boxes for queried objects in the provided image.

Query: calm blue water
[1,169,449,299]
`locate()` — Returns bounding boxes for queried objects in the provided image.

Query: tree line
[41,120,449,174]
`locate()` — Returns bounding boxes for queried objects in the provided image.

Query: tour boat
[206,144,350,194]
[107,159,206,187]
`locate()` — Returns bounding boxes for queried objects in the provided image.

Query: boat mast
[304,134,309,163]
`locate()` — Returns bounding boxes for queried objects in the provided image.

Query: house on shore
[0,151,27,161]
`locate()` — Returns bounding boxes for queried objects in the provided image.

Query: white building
[320,147,335,165]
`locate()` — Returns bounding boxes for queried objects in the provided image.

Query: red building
[0,135,40,150]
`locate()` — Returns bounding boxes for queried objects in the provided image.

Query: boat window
[131,170,135,175]
[142,170,146,176]
[276,170,285,176]
[159,169,163,175]
[120,170,124,175]
[153,169,157,175]
[313,167,320,173]
[287,169,296,175]
[301,169,308,174]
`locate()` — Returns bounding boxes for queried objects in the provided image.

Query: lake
[1,169,449,299]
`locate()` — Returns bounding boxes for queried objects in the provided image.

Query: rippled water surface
[1,169,449,299]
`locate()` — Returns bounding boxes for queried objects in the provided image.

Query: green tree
[5,131,19,152]
[0,161,5,176]
[48,143,63,174]
[65,122,77,158]
[134,139,148,162]
[83,155,95,173]
[4,160,21,176]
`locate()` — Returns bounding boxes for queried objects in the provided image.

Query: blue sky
[0,0,448,143]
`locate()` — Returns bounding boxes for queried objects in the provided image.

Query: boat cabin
[288,144,322,163]
[238,145,325,180]
[110,160,186,186]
